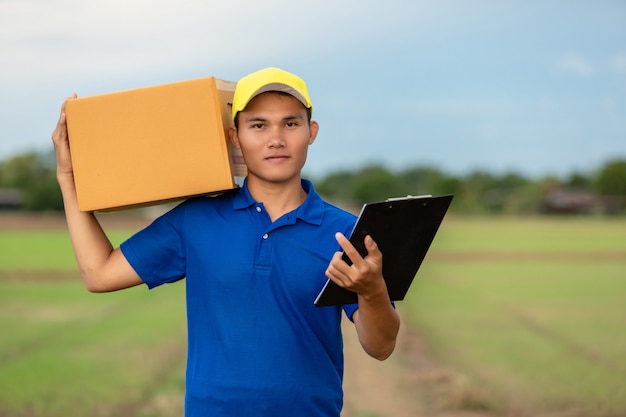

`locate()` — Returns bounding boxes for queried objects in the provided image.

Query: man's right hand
[51,93,77,181]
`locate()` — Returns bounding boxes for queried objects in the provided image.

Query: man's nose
[267,126,286,148]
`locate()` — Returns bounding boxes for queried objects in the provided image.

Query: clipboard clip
[385,194,432,202]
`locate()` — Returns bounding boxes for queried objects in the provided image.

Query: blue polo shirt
[120,179,357,416]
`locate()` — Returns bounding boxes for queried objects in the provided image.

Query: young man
[51,67,400,416]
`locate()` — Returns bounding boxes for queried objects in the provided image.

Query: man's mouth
[265,155,290,161]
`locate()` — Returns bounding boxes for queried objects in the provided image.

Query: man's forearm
[354,289,400,361]
[57,173,116,290]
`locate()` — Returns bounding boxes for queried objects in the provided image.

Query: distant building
[542,187,622,215]
[0,188,22,210]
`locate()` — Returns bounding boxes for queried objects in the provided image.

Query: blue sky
[1,0,624,179]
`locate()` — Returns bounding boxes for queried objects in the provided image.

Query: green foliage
[594,158,626,197]
[1,151,625,214]
[398,166,461,196]
[566,171,592,188]
[0,151,62,211]
[351,165,406,203]
[316,165,544,215]
[316,159,626,215]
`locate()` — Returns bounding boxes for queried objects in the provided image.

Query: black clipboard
[314,194,453,307]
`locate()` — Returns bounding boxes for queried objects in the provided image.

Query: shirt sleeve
[342,303,359,321]
[120,204,187,289]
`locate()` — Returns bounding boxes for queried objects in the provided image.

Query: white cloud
[477,122,502,143]
[536,97,560,114]
[407,97,516,117]
[555,53,594,77]
[609,52,626,74]
[0,0,454,85]
[1,0,625,180]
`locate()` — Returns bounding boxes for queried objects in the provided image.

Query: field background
[1,213,625,417]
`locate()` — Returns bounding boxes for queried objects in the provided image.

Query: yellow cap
[231,67,312,124]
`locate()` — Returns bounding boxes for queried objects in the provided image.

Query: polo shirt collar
[233,178,324,226]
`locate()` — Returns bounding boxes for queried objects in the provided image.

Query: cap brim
[250,83,310,108]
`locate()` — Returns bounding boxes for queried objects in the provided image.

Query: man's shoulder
[319,199,358,226]
[181,189,238,209]
[321,199,357,216]
[157,189,238,224]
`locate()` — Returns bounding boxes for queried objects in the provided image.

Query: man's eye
[251,123,264,129]
[285,121,298,128]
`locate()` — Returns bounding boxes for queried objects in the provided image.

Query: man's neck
[247,176,307,222]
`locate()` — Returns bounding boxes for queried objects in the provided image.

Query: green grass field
[1,215,625,416]
[404,216,626,416]
[0,224,188,417]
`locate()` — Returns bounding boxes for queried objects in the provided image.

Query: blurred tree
[1,151,621,214]
[0,153,40,188]
[489,172,533,214]
[567,171,592,188]
[594,159,626,197]
[0,151,62,211]
[315,169,359,203]
[453,170,494,214]
[398,166,461,196]
[351,165,405,204]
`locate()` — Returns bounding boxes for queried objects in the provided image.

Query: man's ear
[308,121,319,145]
[229,126,240,148]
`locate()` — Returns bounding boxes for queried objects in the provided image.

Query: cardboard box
[65,77,247,212]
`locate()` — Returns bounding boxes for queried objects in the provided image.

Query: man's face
[230,92,318,186]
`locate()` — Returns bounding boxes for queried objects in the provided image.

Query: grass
[0,279,187,417]
[0,230,134,270]
[0,222,187,417]
[403,215,626,416]
[431,215,626,251]
[1,215,625,416]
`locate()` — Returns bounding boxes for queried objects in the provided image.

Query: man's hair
[233,91,312,129]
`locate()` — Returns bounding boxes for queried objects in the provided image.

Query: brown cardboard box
[65,77,247,212]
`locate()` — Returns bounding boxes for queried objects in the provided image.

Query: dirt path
[341,313,497,417]
[342,317,423,417]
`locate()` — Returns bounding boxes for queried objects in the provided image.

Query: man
[51,67,400,416]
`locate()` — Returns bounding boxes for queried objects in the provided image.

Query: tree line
[311,160,626,215]
[1,150,625,215]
